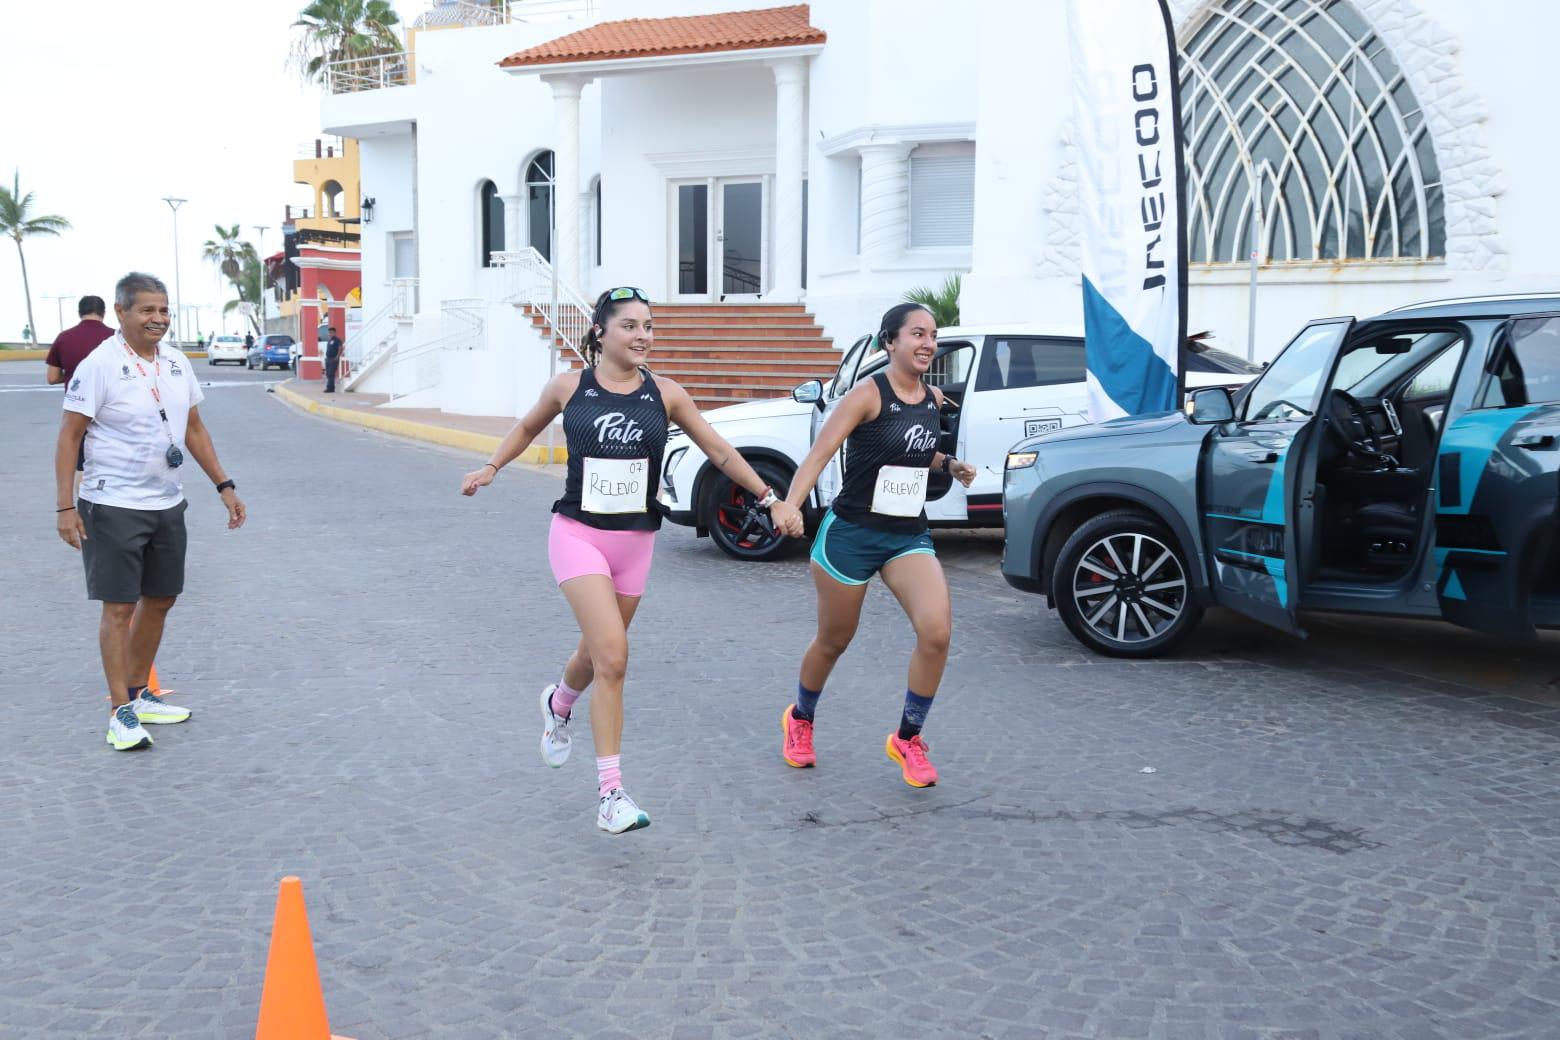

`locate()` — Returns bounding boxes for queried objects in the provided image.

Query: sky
[0,0,424,344]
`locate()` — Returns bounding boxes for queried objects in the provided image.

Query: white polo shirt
[64,334,204,510]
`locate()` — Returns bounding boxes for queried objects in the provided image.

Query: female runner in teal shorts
[776,303,975,787]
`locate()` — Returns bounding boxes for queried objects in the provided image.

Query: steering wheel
[1326,389,1395,468]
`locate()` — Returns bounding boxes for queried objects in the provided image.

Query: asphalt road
[4,366,1559,1040]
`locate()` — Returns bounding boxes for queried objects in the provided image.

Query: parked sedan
[207,335,247,365]
[248,334,297,371]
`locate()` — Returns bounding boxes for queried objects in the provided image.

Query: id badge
[582,457,649,514]
[870,464,928,517]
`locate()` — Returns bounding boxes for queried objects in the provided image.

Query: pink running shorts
[547,514,657,597]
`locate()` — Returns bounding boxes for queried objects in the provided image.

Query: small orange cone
[146,664,160,693]
[255,877,354,1040]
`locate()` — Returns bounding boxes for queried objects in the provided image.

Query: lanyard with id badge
[582,457,648,514]
[120,336,184,468]
[871,464,928,517]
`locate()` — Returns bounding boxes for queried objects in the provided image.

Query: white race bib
[582,457,649,514]
[870,464,928,517]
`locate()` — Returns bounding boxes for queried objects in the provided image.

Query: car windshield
[1344,330,1462,396]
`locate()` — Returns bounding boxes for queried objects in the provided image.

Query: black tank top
[552,367,669,531]
[831,373,941,534]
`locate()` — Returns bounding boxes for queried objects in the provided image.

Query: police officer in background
[324,326,343,393]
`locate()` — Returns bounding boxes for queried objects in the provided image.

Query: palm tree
[202,225,251,281]
[292,0,403,84]
[223,252,265,337]
[0,170,70,344]
[903,273,962,329]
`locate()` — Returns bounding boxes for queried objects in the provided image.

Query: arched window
[1180,0,1444,263]
[525,151,555,261]
[321,180,344,218]
[479,179,505,266]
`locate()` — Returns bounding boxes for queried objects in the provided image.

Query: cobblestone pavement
[4,374,1560,1040]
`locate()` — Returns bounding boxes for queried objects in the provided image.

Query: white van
[660,325,1259,561]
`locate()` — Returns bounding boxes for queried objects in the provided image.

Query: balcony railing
[414,0,599,29]
[324,51,410,95]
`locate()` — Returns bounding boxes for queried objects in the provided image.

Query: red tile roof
[498,5,824,69]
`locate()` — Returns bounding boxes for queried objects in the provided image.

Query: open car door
[1198,318,1355,636]
[1433,312,1560,640]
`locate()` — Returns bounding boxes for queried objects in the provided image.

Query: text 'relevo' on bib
[870,464,928,518]
[582,456,649,514]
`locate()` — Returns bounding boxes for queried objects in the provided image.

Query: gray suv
[1002,294,1560,657]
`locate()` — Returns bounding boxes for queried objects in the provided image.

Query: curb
[271,381,566,464]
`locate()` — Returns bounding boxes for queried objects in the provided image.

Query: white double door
[671,176,767,301]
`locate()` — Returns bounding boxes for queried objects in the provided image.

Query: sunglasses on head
[606,287,650,303]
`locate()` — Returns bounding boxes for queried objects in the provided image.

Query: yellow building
[274,136,364,329]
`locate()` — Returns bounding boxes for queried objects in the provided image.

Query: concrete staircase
[526,303,840,410]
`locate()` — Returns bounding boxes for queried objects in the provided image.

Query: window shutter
[909,152,975,249]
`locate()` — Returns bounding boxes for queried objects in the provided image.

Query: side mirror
[792,379,824,407]
[1188,386,1236,425]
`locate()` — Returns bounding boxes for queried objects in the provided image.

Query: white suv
[660,324,1259,561]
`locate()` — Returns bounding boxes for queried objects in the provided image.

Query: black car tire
[703,458,797,562]
[1051,508,1203,658]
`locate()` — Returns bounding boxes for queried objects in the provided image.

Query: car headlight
[1006,451,1038,470]
[662,447,688,501]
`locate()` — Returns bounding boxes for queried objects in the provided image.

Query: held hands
[767,499,805,538]
[56,508,86,550]
[220,489,247,530]
[950,460,977,488]
[461,464,496,496]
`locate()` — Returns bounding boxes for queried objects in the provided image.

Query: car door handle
[1239,450,1280,463]
[1513,433,1557,449]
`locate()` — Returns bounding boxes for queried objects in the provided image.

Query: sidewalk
[272,378,566,464]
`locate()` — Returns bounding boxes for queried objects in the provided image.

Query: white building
[321,0,1554,418]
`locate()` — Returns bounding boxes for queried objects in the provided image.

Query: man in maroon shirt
[47,296,114,481]
[45,296,113,385]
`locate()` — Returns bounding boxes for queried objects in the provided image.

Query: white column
[858,142,913,270]
[497,193,523,258]
[770,59,808,302]
[547,76,586,294]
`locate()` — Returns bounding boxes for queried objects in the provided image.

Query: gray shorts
[78,499,188,602]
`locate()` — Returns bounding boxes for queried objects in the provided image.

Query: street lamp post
[43,293,72,339]
[252,224,269,335]
[161,197,187,348]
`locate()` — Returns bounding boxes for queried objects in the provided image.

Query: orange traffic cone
[255,877,354,1040]
[146,664,160,693]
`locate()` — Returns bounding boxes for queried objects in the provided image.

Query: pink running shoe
[782,706,816,768]
[885,732,938,788]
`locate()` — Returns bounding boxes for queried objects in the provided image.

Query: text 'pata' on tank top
[831,372,941,534]
[552,367,669,531]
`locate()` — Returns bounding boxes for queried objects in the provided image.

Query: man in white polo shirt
[54,272,247,751]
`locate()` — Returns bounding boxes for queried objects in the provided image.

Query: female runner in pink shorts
[461,288,803,833]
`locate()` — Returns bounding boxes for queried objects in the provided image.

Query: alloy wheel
[1070,531,1189,645]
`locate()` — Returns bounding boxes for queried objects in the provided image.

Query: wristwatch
[215,479,236,493]
[756,486,779,508]
[940,455,955,474]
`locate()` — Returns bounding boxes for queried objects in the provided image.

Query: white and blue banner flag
[1066,0,1187,421]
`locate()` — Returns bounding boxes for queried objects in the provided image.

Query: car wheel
[1051,508,1203,658]
[704,459,796,562]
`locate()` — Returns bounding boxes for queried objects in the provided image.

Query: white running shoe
[132,690,191,725]
[597,787,650,834]
[106,703,152,751]
[539,684,572,768]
